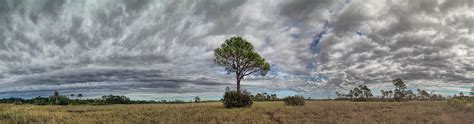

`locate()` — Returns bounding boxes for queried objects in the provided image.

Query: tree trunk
[236,74,241,95]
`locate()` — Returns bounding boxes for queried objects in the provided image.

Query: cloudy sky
[0,0,473,100]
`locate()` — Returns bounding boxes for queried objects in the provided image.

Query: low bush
[49,95,69,105]
[222,91,253,108]
[33,99,48,105]
[13,101,23,105]
[31,96,48,105]
[102,95,131,104]
[448,99,473,111]
[283,95,305,106]
[0,97,24,103]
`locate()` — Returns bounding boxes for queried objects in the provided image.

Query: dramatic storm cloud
[0,0,472,99]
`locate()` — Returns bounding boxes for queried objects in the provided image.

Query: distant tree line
[283,95,305,106]
[250,92,278,101]
[0,90,206,105]
[335,78,473,102]
[447,87,474,111]
[0,89,284,106]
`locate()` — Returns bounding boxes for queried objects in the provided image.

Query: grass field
[0,101,473,123]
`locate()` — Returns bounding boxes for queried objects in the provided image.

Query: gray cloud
[317,0,474,92]
[0,0,472,99]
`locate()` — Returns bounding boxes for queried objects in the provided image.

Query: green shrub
[49,95,69,105]
[33,99,48,105]
[283,95,305,106]
[31,96,48,105]
[101,95,131,104]
[0,97,24,103]
[250,92,278,101]
[13,101,23,105]
[222,91,253,108]
[448,99,473,111]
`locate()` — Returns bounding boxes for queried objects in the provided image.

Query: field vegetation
[0,101,473,123]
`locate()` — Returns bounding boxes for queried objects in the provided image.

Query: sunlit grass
[0,101,473,123]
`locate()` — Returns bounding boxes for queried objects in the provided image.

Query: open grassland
[0,101,473,123]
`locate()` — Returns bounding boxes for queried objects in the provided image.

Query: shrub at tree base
[223,91,253,108]
[283,96,305,106]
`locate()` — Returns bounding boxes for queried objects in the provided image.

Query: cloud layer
[0,0,473,99]
[317,0,474,92]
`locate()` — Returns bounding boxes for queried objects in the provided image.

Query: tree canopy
[214,37,270,94]
[393,78,408,101]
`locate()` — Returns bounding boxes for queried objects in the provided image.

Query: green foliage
[250,92,278,101]
[337,78,450,102]
[47,91,70,105]
[214,37,270,94]
[77,94,83,99]
[49,95,69,105]
[194,96,201,103]
[380,90,392,99]
[348,90,354,98]
[101,95,131,104]
[32,96,48,105]
[0,95,182,105]
[392,78,407,90]
[283,95,305,106]
[359,85,373,98]
[405,90,416,100]
[53,90,59,97]
[0,97,25,103]
[0,91,184,105]
[222,91,253,108]
[340,85,372,101]
[214,37,270,76]
[416,89,430,100]
[392,78,407,101]
[352,87,362,98]
[448,99,473,111]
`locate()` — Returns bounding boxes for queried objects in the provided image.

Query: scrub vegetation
[0,101,473,123]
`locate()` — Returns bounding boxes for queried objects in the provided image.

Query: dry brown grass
[0,101,473,123]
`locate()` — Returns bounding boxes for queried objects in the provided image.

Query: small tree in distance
[214,37,270,95]
[194,96,201,103]
[77,94,83,100]
[49,90,69,105]
[393,78,407,101]
[283,95,305,106]
[54,90,59,97]
[388,90,393,98]
[359,85,372,98]
[380,90,385,98]
[352,87,362,98]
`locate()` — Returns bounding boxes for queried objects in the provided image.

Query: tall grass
[448,99,473,111]
[0,101,472,123]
